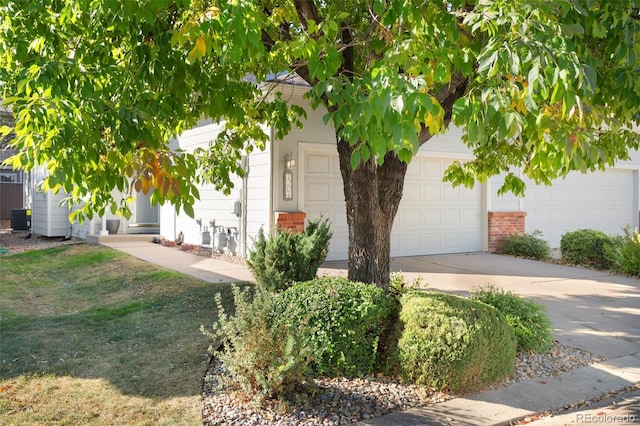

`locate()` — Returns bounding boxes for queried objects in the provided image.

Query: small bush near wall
[247,218,332,292]
[392,291,516,393]
[470,286,554,353]
[560,229,616,269]
[501,230,550,261]
[606,226,640,277]
[274,277,397,377]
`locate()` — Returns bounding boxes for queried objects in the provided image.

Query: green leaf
[562,23,584,37]
[350,150,361,170]
[452,98,471,122]
[582,64,597,91]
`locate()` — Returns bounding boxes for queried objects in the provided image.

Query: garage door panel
[442,208,461,225]
[553,188,566,201]
[422,160,442,177]
[401,208,422,226]
[307,182,330,201]
[404,184,421,200]
[442,233,461,249]
[306,155,330,173]
[424,209,441,226]
[443,186,460,201]
[463,209,482,226]
[424,187,442,202]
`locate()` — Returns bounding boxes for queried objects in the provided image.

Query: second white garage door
[523,169,636,248]
[303,149,483,261]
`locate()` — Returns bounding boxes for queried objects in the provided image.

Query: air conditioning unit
[10,209,31,231]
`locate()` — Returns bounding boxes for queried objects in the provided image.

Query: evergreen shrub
[247,218,332,292]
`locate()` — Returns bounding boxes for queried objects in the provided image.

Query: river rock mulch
[201,342,606,426]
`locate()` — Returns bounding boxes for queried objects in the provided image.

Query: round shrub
[274,277,397,377]
[394,291,516,393]
[502,231,550,261]
[470,286,554,353]
[560,229,615,269]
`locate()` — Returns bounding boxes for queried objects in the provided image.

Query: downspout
[241,155,249,258]
[268,124,276,234]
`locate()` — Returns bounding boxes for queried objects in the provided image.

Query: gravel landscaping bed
[202,343,605,426]
[0,225,83,254]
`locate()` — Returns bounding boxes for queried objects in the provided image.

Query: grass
[0,244,237,425]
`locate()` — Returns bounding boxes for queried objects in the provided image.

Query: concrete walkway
[101,239,640,425]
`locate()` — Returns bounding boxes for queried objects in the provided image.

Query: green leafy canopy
[1,0,639,218]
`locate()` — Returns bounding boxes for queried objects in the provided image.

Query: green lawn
[0,244,236,425]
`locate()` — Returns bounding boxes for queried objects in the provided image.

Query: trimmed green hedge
[560,229,615,269]
[275,277,397,377]
[392,291,516,393]
[502,231,550,261]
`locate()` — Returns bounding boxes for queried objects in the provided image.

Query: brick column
[275,211,306,233]
[488,211,527,253]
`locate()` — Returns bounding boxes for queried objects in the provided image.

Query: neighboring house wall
[0,149,25,220]
[0,110,26,221]
[30,166,70,237]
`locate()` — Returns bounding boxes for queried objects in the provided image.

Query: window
[0,171,21,183]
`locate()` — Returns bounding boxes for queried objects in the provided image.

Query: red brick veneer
[488,211,526,253]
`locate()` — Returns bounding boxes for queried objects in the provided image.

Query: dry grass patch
[0,245,238,425]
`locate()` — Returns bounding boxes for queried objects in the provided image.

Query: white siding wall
[160,119,242,246]
[245,148,271,253]
[29,166,70,237]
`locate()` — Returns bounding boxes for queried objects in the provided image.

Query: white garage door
[303,149,483,260]
[393,157,483,256]
[524,169,636,247]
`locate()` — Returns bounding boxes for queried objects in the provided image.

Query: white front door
[136,191,159,224]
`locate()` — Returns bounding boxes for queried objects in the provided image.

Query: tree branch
[418,72,469,145]
[293,0,320,30]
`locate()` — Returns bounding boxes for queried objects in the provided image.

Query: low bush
[202,286,314,403]
[501,230,550,261]
[470,286,554,353]
[275,277,397,377]
[247,218,332,292]
[606,226,640,277]
[560,229,615,269]
[393,291,516,393]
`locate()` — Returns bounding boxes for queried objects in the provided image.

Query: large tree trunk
[334,75,469,290]
[337,139,408,291]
